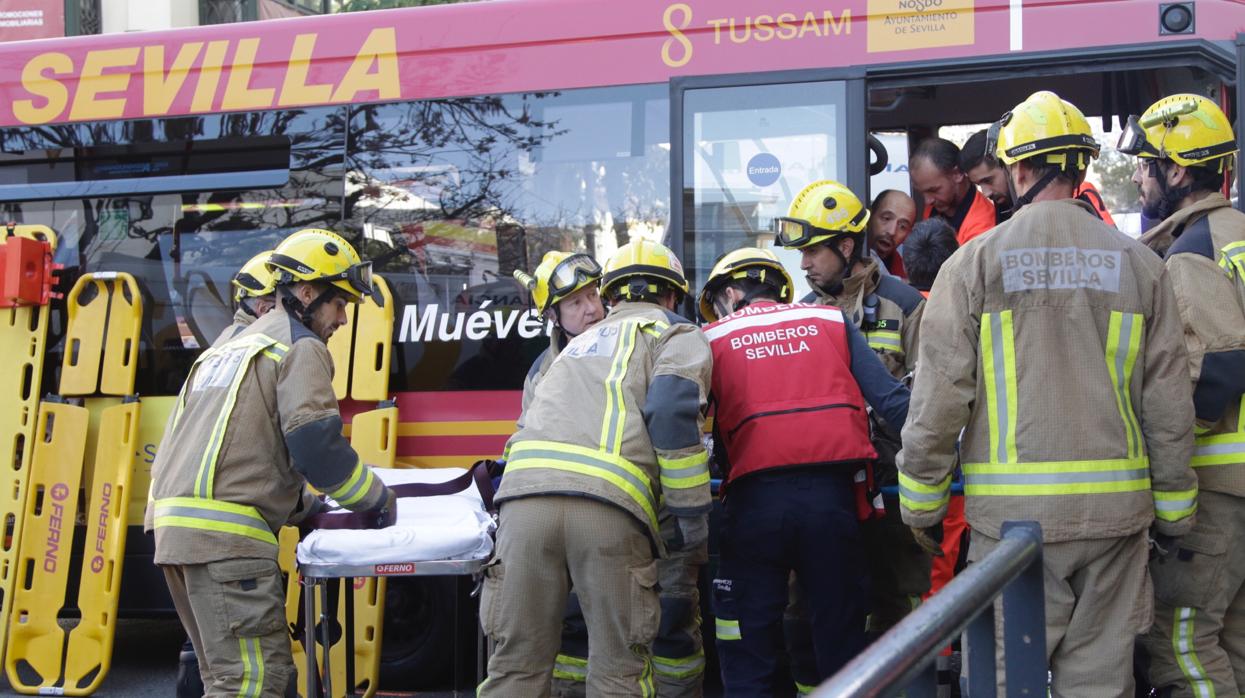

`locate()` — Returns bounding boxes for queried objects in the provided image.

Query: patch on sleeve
[1000,247,1122,293]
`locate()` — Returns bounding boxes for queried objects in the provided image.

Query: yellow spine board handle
[350,276,394,403]
[4,401,90,693]
[60,276,108,396]
[326,304,358,402]
[62,399,140,694]
[0,230,56,667]
[97,273,142,398]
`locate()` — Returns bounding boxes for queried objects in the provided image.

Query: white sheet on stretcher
[297,467,495,566]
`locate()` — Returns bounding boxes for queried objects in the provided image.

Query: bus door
[671,72,867,309]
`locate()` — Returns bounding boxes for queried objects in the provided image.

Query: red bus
[0,0,1241,688]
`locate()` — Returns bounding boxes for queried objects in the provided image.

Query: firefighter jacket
[924,188,997,245]
[1142,193,1245,496]
[517,328,568,428]
[898,198,1198,542]
[805,258,925,379]
[497,302,713,553]
[704,300,911,484]
[211,308,255,347]
[145,306,391,565]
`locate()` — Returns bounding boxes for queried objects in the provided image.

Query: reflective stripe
[237,637,263,698]
[553,653,587,682]
[1193,395,1245,467]
[981,311,1018,464]
[1105,311,1144,460]
[507,440,658,531]
[1174,607,1215,698]
[898,471,952,512]
[600,322,639,454]
[653,650,706,679]
[1154,487,1198,523]
[328,459,375,508]
[962,458,1151,496]
[796,682,816,695]
[153,497,277,545]
[191,337,276,498]
[866,329,903,353]
[1219,240,1245,278]
[715,617,741,641]
[640,654,655,698]
[658,451,710,489]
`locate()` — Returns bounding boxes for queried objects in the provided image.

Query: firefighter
[1122,93,1245,697]
[178,250,283,698]
[212,250,279,345]
[517,252,709,697]
[776,179,930,691]
[899,91,1198,695]
[699,247,910,693]
[479,239,713,698]
[147,228,398,698]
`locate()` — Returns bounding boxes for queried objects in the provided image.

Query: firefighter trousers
[713,469,868,696]
[964,530,1152,697]
[479,496,659,698]
[1143,489,1245,697]
[162,559,295,698]
[553,529,707,697]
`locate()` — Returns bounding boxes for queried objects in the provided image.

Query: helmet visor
[234,271,269,295]
[547,254,602,298]
[775,217,817,248]
[323,261,378,304]
[1117,115,1159,157]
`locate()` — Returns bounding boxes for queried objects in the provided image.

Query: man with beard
[867,190,916,279]
[1124,93,1245,697]
[962,128,1116,227]
[777,180,930,693]
[910,137,996,244]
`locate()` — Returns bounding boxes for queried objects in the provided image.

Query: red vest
[704,301,876,484]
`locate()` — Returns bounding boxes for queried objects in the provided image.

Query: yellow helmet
[1118,93,1237,173]
[232,251,277,302]
[697,247,794,323]
[600,239,688,302]
[775,180,869,250]
[514,251,602,314]
[989,91,1100,170]
[267,228,377,304]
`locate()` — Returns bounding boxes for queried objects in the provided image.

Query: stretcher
[0,226,58,665]
[5,272,143,695]
[297,466,496,698]
[326,275,393,402]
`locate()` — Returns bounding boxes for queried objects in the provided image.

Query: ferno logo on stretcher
[10,27,398,125]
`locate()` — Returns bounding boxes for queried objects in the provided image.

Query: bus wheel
[379,577,457,689]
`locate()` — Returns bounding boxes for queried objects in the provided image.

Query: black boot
[176,639,205,698]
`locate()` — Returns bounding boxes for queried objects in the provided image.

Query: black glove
[371,488,398,529]
[1150,531,1179,561]
[911,523,945,558]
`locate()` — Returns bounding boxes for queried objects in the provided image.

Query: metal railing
[813,521,1048,698]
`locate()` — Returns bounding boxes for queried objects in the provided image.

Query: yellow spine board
[62,400,140,694]
[349,276,394,403]
[326,304,358,401]
[3,402,89,693]
[96,274,142,398]
[0,227,57,667]
[58,277,108,397]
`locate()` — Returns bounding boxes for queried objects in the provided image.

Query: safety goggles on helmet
[774,209,867,249]
[1117,115,1161,158]
[984,112,1009,165]
[546,253,602,299]
[270,252,376,300]
[233,271,269,295]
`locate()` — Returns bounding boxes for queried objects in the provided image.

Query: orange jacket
[1075,181,1116,227]
[924,188,997,245]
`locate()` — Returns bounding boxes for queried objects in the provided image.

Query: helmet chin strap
[1009,167,1061,212]
[1150,160,1193,221]
[239,297,258,318]
[279,285,339,332]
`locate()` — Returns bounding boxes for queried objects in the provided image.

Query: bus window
[344,85,670,391]
[0,107,345,395]
[681,80,848,303]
